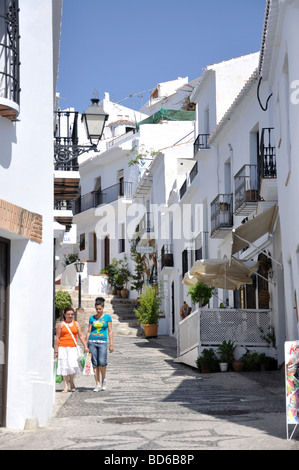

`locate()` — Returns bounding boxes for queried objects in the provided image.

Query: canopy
[183,257,260,290]
[136,108,195,130]
[232,204,278,255]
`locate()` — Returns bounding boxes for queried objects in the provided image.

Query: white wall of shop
[0,0,62,429]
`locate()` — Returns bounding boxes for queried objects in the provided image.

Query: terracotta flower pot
[143,324,158,338]
[232,360,244,372]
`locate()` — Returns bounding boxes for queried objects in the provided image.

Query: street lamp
[54,98,109,167]
[74,259,85,309]
[82,98,108,145]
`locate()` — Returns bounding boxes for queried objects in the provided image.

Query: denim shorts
[88,341,107,367]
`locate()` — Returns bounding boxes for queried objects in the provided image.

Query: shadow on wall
[0,118,17,169]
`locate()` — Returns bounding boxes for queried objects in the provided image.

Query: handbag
[63,321,83,365]
[55,361,63,384]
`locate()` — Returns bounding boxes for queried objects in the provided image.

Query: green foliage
[101,256,131,289]
[241,349,261,371]
[63,252,79,267]
[188,281,214,307]
[130,237,146,294]
[134,285,162,325]
[217,340,236,365]
[127,145,157,167]
[196,349,218,373]
[55,291,72,320]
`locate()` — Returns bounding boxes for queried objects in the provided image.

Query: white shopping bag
[83,353,94,376]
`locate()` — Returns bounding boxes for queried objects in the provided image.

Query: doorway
[0,237,9,427]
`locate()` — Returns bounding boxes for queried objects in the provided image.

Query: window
[0,0,20,119]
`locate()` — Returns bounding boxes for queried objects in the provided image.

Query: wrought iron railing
[193,133,210,155]
[0,0,20,104]
[260,127,276,178]
[161,244,173,269]
[73,182,132,214]
[179,161,198,200]
[234,164,258,213]
[210,193,233,236]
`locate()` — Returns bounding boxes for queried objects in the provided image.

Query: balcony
[193,231,209,260]
[259,128,277,202]
[161,244,174,271]
[179,161,198,200]
[234,164,258,215]
[54,201,73,232]
[73,182,133,215]
[211,194,233,238]
[138,211,155,245]
[193,134,210,156]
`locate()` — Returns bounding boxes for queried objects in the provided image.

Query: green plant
[241,349,261,371]
[188,281,215,307]
[117,255,131,289]
[55,291,72,320]
[127,144,157,167]
[63,252,79,267]
[134,285,163,325]
[196,349,218,373]
[101,263,118,288]
[259,326,276,348]
[130,236,146,294]
[259,353,277,371]
[217,340,236,366]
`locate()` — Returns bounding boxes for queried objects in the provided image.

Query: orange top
[58,322,78,348]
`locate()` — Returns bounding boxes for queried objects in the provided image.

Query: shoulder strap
[63,322,78,347]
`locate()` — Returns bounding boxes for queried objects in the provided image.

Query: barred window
[0,0,20,120]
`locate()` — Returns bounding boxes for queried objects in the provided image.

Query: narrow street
[0,335,298,451]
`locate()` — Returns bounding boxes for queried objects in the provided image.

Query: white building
[260,0,299,342]
[0,0,62,429]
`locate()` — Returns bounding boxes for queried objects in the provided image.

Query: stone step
[56,286,141,337]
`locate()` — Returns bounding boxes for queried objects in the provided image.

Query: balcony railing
[73,182,132,214]
[211,194,233,238]
[178,308,273,358]
[193,231,209,261]
[179,161,198,200]
[234,164,258,215]
[161,244,173,269]
[193,134,210,156]
[260,127,276,178]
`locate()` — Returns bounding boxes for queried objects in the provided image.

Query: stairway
[55,287,142,337]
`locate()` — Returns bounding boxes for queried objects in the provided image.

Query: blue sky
[57,0,267,113]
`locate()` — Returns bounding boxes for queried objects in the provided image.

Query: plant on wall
[130,235,146,295]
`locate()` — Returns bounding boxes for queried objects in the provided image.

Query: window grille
[0,0,20,106]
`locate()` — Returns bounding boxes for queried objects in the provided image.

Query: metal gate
[0,238,9,427]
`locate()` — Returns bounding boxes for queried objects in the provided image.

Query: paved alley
[0,335,299,451]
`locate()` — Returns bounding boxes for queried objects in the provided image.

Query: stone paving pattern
[1,335,299,450]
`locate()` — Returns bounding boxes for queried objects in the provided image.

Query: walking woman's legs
[62,376,69,393]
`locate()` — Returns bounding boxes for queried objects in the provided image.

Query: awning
[232,204,278,255]
[136,108,195,130]
[183,257,260,290]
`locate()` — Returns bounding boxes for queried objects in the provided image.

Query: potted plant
[240,349,260,371]
[217,340,236,372]
[196,348,218,373]
[118,255,131,298]
[134,284,162,337]
[130,236,146,299]
[259,353,277,371]
[188,281,215,307]
[101,263,118,294]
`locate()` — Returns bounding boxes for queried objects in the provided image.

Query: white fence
[178,308,273,359]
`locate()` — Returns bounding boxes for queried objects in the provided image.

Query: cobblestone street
[0,335,299,451]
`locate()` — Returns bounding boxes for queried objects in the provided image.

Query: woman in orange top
[54,307,89,393]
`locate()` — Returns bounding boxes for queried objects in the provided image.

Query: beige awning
[232,204,278,255]
[183,257,260,290]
